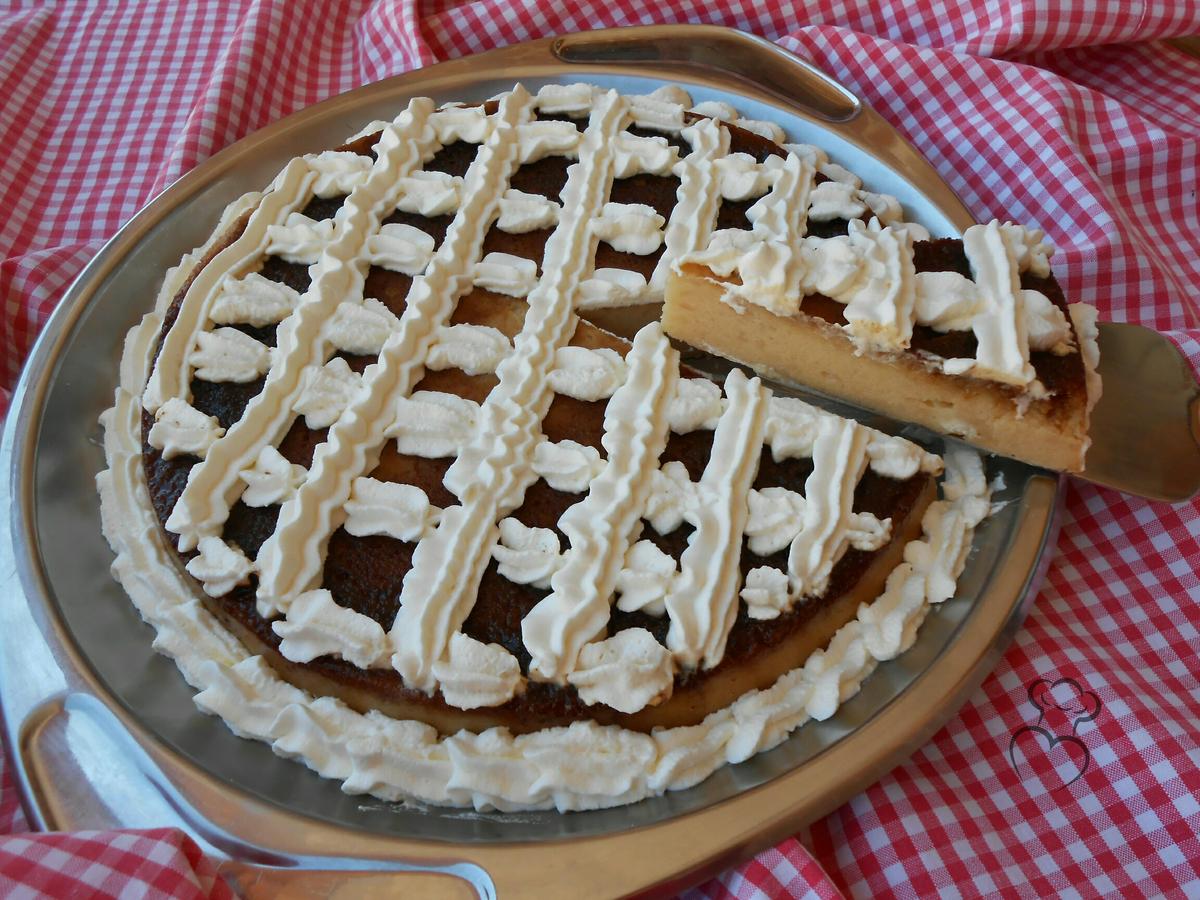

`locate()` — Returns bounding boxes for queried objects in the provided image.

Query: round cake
[100,82,995,811]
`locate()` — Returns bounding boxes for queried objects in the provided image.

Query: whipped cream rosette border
[99,83,993,811]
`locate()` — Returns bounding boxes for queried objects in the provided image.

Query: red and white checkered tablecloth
[3,2,1200,897]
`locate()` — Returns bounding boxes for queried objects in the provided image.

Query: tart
[99,82,991,811]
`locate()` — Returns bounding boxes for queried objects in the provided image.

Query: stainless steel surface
[1085,323,1200,502]
[0,24,1075,897]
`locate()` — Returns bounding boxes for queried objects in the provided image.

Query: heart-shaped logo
[1028,677,1101,734]
[1008,724,1091,792]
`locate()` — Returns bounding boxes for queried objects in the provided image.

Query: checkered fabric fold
[0,828,231,900]
[2,2,1199,897]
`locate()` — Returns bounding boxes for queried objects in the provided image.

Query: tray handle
[18,695,492,897]
[552,25,860,123]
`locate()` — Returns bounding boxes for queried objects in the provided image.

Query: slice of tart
[663,176,1102,473]
[100,82,993,811]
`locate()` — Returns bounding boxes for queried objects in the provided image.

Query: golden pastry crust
[665,259,1092,473]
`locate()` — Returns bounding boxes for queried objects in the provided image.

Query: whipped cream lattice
[99,83,990,811]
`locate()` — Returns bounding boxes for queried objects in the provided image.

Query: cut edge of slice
[664,263,1091,473]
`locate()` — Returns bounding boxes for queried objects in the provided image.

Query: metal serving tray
[8,23,1187,898]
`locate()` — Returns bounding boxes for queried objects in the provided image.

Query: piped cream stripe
[390,89,628,693]
[945,220,1037,388]
[787,415,871,598]
[254,88,534,614]
[165,98,438,552]
[663,368,768,669]
[751,152,815,315]
[648,116,729,295]
[521,323,679,683]
[839,223,918,352]
[143,158,316,414]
